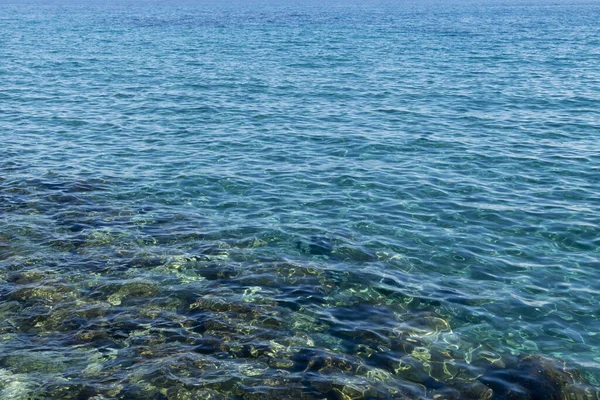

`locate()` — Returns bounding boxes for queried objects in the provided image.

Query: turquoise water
[1,0,600,398]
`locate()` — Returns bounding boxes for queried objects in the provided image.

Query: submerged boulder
[478,354,599,400]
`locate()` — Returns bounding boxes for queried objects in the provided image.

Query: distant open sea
[1,0,599,398]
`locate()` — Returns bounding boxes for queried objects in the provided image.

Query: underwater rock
[45,383,121,400]
[6,269,47,284]
[237,385,310,400]
[0,368,44,399]
[560,383,600,400]
[189,295,251,313]
[267,358,294,369]
[308,236,335,255]
[478,354,598,400]
[117,384,168,400]
[290,311,329,333]
[8,284,75,304]
[137,297,186,318]
[0,235,12,261]
[469,348,505,370]
[333,327,392,351]
[69,223,91,232]
[106,281,159,306]
[332,246,377,262]
[164,385,226,400]
[296,236,335,256]
[196,263,238,280]
[394,311,451,339]
[332,383,366,400]
[430,387,462,400]
[0,352,67,374]
[125,255,165,269]
[448,380,493,399]
[390,354,435,386]
[74,329,109,343]
[291,348,358,374]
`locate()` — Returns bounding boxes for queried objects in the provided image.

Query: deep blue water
[1,0,600,398]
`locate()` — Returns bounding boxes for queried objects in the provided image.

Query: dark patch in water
[68,223,91,232]
[479,354,590,400]
[297,236,336,256]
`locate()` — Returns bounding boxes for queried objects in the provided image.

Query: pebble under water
[1,0,600,398]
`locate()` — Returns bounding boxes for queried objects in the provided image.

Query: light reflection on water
[1,0,600,398]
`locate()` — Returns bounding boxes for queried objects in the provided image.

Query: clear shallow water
[1,0,600,398]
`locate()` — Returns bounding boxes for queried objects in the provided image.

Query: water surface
[1,0,600,398]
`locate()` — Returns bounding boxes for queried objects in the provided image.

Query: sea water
[1,0,599,398]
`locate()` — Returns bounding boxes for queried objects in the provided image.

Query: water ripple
[1,0,600,398]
